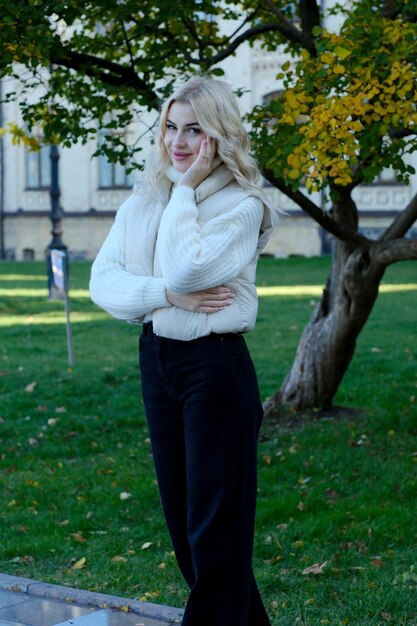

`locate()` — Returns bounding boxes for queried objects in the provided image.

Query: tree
[1,0,416,412]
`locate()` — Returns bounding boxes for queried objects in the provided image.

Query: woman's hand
[178,136,216,190]
[166,286,235,314]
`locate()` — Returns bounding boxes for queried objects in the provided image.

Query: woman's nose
[173,131,186,146]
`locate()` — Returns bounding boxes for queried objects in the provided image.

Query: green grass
[0,257,416,625]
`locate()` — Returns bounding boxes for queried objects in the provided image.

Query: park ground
[0,257,416,625]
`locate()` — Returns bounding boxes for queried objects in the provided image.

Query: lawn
[0,257,416,625]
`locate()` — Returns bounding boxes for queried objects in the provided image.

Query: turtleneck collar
[165,158,235,204]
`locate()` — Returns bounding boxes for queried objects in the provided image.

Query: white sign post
[50,249,74,368]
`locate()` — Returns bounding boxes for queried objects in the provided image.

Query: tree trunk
[264,190,386,414]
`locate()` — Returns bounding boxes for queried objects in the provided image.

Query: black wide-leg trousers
[139,323,271,626]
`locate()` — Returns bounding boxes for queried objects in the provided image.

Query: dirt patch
[261,403,363,433]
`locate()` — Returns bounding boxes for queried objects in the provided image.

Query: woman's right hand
[166,286,235,314]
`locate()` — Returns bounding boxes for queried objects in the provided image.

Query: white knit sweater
[90,164,277,339]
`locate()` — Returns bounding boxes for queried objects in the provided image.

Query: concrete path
[0,575,183,626]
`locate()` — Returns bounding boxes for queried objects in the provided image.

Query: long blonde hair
[143,76,264,199]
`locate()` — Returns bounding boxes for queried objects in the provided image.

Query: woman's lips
[172,152,191,160]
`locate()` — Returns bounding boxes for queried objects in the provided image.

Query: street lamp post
[46,143,67,299]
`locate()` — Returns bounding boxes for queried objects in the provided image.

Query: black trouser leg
[139,328,271,626]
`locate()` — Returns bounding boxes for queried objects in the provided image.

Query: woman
[90,76,279,626]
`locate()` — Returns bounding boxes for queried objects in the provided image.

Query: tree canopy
[2,0,417,220]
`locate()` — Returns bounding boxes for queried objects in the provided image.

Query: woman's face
[164,101,206,172]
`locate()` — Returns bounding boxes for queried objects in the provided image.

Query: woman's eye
[166,124,176,131]
[188,128,200,134]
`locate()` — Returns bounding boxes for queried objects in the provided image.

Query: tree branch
[50,45,160,109]
[203,22,297,66]
[371,238,417,266]
[382,0,402,19]
[264,0,317,53]
[380,190,417,241]
[120,20,136,74]
[264,168,370,248]
[299,0,321,53]
[181,16,205,58]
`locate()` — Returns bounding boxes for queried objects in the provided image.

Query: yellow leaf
[111,555,128,562]
[334,46,351,60]
[320,52,334,65]
[333,65,345,74]
[141,542,152,550]
[288,169,300,180]
[73,557,87,570]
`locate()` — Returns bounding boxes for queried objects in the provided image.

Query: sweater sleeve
[89,200,170,321]
[157,186,264,293]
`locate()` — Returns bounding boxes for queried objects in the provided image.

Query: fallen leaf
[119,491,132,501]
[141,542,152,550]
[55,406,66,413]
[47,418,59,426]
[302,561,328,575]
[111,555,128,563]
[380,612,391,621]
[326,489,339,500]
[263,455,272,465]
[25,381,36,393]
[72,557,87,570]
[71,533,87,543]
[271,555,282,563]
[28,438,38,446]
[393,566,417,585]
[63,431,78,440]
[10,555,33,564]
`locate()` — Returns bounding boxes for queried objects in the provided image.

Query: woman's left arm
[157,188,263,293]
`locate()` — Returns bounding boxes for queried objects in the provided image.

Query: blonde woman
[90,76,279,626]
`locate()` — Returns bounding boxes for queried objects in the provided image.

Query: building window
[98,129,135,189]
[26,144,51,189]
[374,168,399,185]
[262,90,284,105]
[98,156,135,188]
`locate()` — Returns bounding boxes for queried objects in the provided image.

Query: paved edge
[0,573,183,624]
